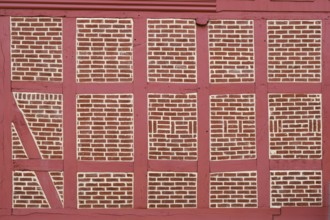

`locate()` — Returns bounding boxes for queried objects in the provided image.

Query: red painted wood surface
[0,1,329,220]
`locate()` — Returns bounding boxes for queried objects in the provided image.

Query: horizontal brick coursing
[268,20,322,82]
[49,171,64,205]
[78,172,133,209]
[148,19,197,83]
[148,93,197,160]
[14,93,63,160]
[77,94,134,161]
[13,171,50,208]
[210,172,258,208]
[11,17,62,82]
[12,123,28,160]
[209,20,255,83]
[210,94,256,161]
[269,94,322,159]
[148,172,197,208]
[271,170,322,207]
[77,18,133,83]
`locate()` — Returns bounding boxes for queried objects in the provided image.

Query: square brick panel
[11,17,63,82]
[77,18,133,83]
[210,171,258,208]
[77,94,134,161]
[147,19,197,83]
[268,20,322,82]
[269,94,322,159]
[210,94,256,161]
[270,170,322,207]
[209,20,255,83]
[148,93,198,160]
[148,172,197,208]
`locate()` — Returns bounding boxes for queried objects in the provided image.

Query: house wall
[0,1,330,219]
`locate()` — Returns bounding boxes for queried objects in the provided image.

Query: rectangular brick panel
[270,170,322,207]
[148,172,197,208]
[13,171,50,208]
[210,171,258,208]
[147,19,197,83]
[269,94,322,159]
[14,93,63,160]
[77,94,134,161]
[208,20,255,83]
[148,93,197,160]
[12,123,28,160]
[268,20,321,82]
[76,18,133,83]
[11,17,62,82]
[210,94,256,161]
[77,172,133,209]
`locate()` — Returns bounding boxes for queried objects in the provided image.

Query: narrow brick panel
[148,93,197,160]
[268,20,321,82]
[77,172,134,209]
[11,17,62,82]
[12,123,28,160]
[209,20,255,83]
[77,18,133,83]
[13,171,50,208]
[14,93,63,160]
[49,171,64,205]
[210,94,256,161]
[147,19,197,83]
[269,94,322,159]
[210,171,258,208]
[77,94,134,161]
[148,172,197,208]
[270,170,322,207]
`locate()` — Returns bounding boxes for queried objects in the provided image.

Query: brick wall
[210,94,256,160]
[148,93,197,160]
[11,17,62,82]
[148,172,197,208]
[14,93,63,160]
[13,171,50,208]
[147,19,197,83]
[210,171,258,208]
[77,94,134,161]
[49,172,64,205]
[268,20,322,82]
[77,172,134,209]
[269,94,322,159]
[77,18,133,83]
[270,171,322,207]
[208,20,255,83]
[12,123,28,160]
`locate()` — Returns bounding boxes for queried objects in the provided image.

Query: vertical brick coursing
[268,20,322,82]
[77,94,134,161]
[11,17,62,82]
[148,172,197,208]
[78,172,133,209]
[269,94,322,159]
[12,123,28,159]
[77,18,133,83]
[210,94,256,160]
[13,171,50,208]
[210,172,258,208]
[147,19,197,83]
[271,171,322,207]
[209,20,255,83]
[14,93,63,160]
[49,172,64,205]
[148,93,197,160]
